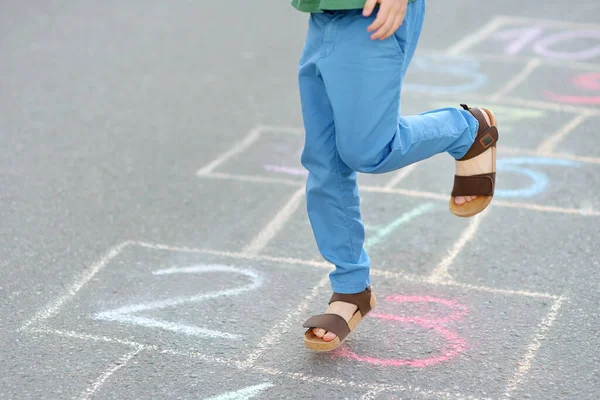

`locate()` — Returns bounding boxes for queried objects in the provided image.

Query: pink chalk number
[335,295,469,368]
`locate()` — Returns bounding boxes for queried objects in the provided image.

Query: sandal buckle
[480,133,494,148]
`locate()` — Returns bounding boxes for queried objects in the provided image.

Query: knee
[337,138,380,173]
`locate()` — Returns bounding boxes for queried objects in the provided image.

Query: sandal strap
[451,172,496,197]
[329,286,373,317]
[459,104,498,161]
[302,313,351,341]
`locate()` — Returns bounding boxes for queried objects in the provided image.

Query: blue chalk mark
[496,157,581,198]
[365,203,436,249]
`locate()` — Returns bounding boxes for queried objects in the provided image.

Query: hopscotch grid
[21,241,565,400]
[30,324,491,400]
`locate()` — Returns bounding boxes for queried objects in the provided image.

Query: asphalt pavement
[2,1,600,399]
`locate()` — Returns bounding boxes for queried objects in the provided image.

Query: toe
[323,331,338,342]
[313,328,325,338]
[455,196,466,205]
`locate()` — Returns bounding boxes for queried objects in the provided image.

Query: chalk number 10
[494,26,600,61]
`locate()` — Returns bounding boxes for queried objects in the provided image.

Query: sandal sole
[303,292,377,352]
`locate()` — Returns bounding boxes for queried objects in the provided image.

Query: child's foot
[454,109,493,206]
[312,301,358,342]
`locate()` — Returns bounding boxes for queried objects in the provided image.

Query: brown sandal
[449,104,499,218]
[302,287,376,352]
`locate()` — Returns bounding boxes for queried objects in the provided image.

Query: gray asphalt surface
[2,1,600,399]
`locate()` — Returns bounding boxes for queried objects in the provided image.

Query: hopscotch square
[34,242,326,363]
[253,273,559,400]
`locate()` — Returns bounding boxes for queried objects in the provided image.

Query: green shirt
[292,0,415,13]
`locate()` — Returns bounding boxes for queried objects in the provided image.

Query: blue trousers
[298,0,478,294]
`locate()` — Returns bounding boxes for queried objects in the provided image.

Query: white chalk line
[203,383,275,400]
[197,128,262,175]
[360,388,385,400]
[503,296,566,398]
[428,211,486,283]
[384,164,418,188]
[18,241,133,332]
[243,186,305,256]
[257,124,305,136]
[135,242,558,299]
[446,16,508,56]
[78,345,144,400]
[536,113,592,154]
[32,325,488,400]
[241,275,330,368]
[93,265,263,340]
[489,58,542,101]
[199,172,600,216]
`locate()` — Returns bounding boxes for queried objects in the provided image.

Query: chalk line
[446,16,507,56]
[384,164,417,188]
[361,389,385,400]
[134,241,560,299]
[203,383,275,400]
[503,295,566,398]
[197,128,261,175]
[428,211,486,282]
[489,58,542,101]
[28,326,145,348]
[78,345,144,400]
[205,172,302,187]
[243,186,305,256]
[18,241,133,332]
[257,125,305,136]
[536,113,591,154]
[365,203,437,248]
[241,275,330,368]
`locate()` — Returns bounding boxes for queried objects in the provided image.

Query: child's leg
[299,12,370,296]
[319,0,479,175]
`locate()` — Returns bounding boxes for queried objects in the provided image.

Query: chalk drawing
[264,164,307,177]
[203,383,275,400]
[493,26,600,61]
[404,55,488,95]
[364,203,437,249]
[496,157,581,198]
[335,296,468,368]
[93,264,262,340]
[545,72,600,105]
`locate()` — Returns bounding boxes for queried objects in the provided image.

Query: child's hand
[363,0,409,40]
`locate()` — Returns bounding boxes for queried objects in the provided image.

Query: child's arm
[363,0,410,40]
